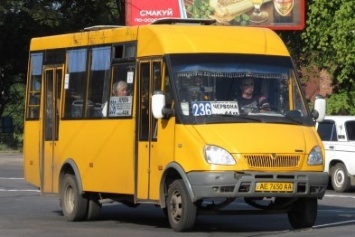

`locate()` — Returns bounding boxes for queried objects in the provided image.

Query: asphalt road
[1,153,355,237]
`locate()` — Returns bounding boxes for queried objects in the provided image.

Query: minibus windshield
[169,54,313,125]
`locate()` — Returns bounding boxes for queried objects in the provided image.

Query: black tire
[162,207,168,218]
[287,198,317,229]
[331,163,351,192]
[167,179,197,232]
[86,193,102,220]
[61,174,88,221]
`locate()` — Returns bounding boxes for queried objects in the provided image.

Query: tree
[302,0,355,115]
[0,1,30,118]
[0,0,124,148]
[0,0,125,117]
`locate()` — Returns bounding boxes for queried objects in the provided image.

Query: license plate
[255,182,293,192]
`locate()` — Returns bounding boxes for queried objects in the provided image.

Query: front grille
[244,154,301,168]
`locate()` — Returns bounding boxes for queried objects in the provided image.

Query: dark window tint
[45,49,65,64]
[64,49,87,118]
[87,46,111,118]
[345,121,355,141]
[113,42,136,59]
[317,120,337,141]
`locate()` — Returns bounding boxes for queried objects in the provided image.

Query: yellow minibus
[24,18,327,231]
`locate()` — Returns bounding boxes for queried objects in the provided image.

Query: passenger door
[136,60,161,200]
[41,66,63,193]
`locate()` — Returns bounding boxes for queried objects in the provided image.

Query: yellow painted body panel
[25,120,136,194]
[137,141,149,199]
[23,121,41,187]
[51,120,136,194]
[175,123,324,172]
[43,140,54,192]
[30,27,138,51]
[137,25,289,57]
[148,118,176,200]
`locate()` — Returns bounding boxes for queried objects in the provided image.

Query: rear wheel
[287,198,317,229]
[167,179,197,232]
[331,163,351,192]
[61,174,88,221]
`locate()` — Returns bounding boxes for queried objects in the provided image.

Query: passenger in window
[102,81,128,117]
[112,81,128,96]
[237,78,270,114]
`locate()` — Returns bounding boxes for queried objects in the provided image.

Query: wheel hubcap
[64,185,75,213]
[334,169,345,187]
[169,190,182,222]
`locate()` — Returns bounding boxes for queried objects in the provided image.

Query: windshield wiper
[206,114,263,122]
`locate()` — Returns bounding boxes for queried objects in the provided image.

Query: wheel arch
[159,162,195,208]
[59,158,84,194]
[329,159,346,173]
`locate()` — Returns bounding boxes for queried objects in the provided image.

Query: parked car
[316,116,355,192]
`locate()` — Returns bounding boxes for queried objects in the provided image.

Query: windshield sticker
[109,96,132,117]
[191,101,240,116]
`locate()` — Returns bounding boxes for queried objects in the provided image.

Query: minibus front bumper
[186,171,328,201]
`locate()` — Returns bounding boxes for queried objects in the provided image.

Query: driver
[237,78,270,113]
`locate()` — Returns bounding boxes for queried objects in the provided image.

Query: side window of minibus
[139,62,150,141]
[64,49,87,119]
[163,73,173,108]
[87,46,111,118]
[103,63,135,118]
[139,60,162,141]
[152,61,162,140]
[26,52,43,120]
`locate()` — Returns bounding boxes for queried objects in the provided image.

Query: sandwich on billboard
[126,0,305,30]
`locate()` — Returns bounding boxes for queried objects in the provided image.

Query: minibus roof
[30,23,289,57]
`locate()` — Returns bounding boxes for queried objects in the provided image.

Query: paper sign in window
[109,96,132,117]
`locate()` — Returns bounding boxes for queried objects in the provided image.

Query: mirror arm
[162,107,174,118]
[311,109,319,120]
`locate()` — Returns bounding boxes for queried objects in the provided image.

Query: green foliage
[0,82,24,151]
[4,83,25,134]
[326,90,355,115]
[302,0,355,115]
[0,0,124,149]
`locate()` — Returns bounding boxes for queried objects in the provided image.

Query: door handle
[329,146,334,149]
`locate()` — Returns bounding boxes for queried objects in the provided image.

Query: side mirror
[152,91,165,119]
[312,95,326,122]
[152,91,173,119]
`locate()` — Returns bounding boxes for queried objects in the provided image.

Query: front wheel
[167,179,197,232]
[61,174,88,221]
[331,163,351,192]
[287,198,317,229]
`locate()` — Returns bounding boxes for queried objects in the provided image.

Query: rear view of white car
[316,116,355,192]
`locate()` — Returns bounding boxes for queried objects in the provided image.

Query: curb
[0,152,23,159]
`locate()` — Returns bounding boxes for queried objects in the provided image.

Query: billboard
[126,0,305,30]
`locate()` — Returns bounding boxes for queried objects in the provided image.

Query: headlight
[204,145,236,165]
[307,146,323,165]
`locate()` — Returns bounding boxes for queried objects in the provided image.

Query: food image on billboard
[126,0,304,30]
[185,0,254,25]
[183,0,304,30]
